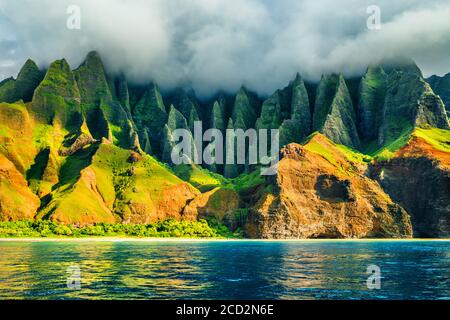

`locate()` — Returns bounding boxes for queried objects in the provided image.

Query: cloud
[1,0,450,97]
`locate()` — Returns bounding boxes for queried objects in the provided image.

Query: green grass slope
[37,141,200,225]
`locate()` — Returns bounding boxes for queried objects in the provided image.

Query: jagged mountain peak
[427,72,450,115]
[48,58,72,73]
[381,56,422,77]
[82,50,104,67]
[0,77,14,85]
[17,59,40,76]
[29,56,82,132]
[0,58,44,104]
[0,53,450,239]
[237,85,249,94]
[364,64,387,77]
[313,72,360,148]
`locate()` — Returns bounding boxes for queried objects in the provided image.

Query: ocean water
[0,240,448,300]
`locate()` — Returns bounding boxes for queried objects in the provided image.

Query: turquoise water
[0,240,448,300]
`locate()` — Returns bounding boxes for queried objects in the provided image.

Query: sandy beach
[0,237,448,243]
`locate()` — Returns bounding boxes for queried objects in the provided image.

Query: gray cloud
[1,0,450,97]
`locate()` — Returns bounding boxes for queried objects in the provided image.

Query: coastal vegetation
[0,219,238,238]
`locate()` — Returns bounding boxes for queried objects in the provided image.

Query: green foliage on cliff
[313,74,360,148]
[167,89,200,132]
[30,59,83,132]
[304,133,341,167]
[0,78,18,103]
[369,126,413,161]
[257,74,311,147]
[335,144,373,164]
[36,141,194,225]
[231,87,260,130]
[0,59,44,104]
[378,69,450,148]
[204,216,243,238]
[173,164,225,192]
[231,170,264,192]
[74,51,137,149]
[427,73,450,114]
[358,66,387,142]
[414,127,450,153]
[132,83,168,155]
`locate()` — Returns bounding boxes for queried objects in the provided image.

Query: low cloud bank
[1,0,450,97]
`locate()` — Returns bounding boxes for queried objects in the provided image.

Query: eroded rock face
[59,133,95,157]
[0,102,36,173]
[161,105,196,164]
[370,136,450,238]
[206,98,227,173]
[183,188,240,223]
[313,74,360,148]
[167,89,200,133]
[257,74,311,147]
[427,73,450,115]
[379,70,449,147]
[358,66,387,142]
[0,155,40,221]
[74,51,137,149]
[231,87,260,131]
[125,183,200,224]
[246,140,413,239]
[131,82,168,156]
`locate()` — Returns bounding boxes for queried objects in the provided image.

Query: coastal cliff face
[0,52,449,238]
[0,155,40,220]
[246,137,412,239]
[370,131,450,238]
[183,188,240,223]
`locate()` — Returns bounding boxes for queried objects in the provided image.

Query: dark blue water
[0,240,448,300]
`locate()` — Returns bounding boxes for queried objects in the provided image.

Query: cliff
[246,135,412,239]
[370,128,450,237]
[0,52,449,238]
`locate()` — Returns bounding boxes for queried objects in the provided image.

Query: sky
[1,0,450,97]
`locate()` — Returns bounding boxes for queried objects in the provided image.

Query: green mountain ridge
[0,59,44,104]
[1,51,449,238]
[427,73,450,116]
